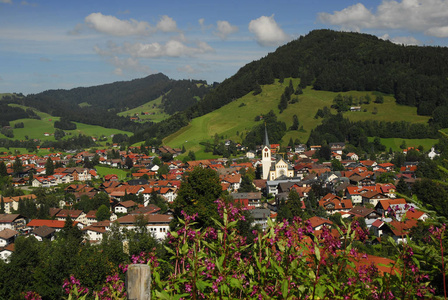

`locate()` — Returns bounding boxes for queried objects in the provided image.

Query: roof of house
[349,206,378,218]
[56,209,84,218]
[27,219,67,229]
[0,214,24,223]
[115,200,137,208]
[0,228,18,239]
[116,214,173,225]
[307,216,333,229]
[32,225,55,238]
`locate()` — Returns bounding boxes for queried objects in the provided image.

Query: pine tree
[0,161,7,177]
[13,156,23,174]
[0,196,4,213]
[45,157,54,176]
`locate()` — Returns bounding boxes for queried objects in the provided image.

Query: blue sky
[1,0,448,95]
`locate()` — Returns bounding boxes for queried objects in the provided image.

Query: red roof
[27,219,67,229]
[307,216,333,229]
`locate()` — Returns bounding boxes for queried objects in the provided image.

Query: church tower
[262,125,271,180]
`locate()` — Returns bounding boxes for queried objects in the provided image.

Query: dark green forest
[131,29,448,144]
[4,29,448,147]
[7,74,212,134]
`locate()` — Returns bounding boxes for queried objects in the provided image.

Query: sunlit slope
[164,79,430,155]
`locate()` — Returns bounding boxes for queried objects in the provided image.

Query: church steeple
[264,123,270,147]
[262,124,271,180]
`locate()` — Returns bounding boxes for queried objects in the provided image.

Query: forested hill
[13,73,212,133]
[131,29,448,144]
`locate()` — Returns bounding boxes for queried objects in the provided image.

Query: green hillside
[117,95,170,123]
[2,104,132,144]
[164,79,431,156]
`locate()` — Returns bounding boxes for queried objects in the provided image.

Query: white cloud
[85,12,154,36]
[318,0,448,38]
[248,15,290,46]
[380,34,421,45]
[21,1,37,6]
[156,15,178,32]
[177,65,197,74]
[109,56,150,75]
[117,39,213,58]
[214,20,238,39]
[425,26,448,38]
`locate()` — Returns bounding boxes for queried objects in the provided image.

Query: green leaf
[173,294,191,300]
[229,277,242,289]
[314,245,321,261]
[281,279,289,298]
[196,280,210,292]
[181,242,189,255]
[164,245,176,255]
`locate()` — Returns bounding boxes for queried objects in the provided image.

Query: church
[261,127,294,181]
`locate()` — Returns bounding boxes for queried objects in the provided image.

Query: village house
[231,192,263,208]
[1,194,37,214]
[114,200,138,214]
[0,214,26,231]
[307,216,333,231]
[56,210,87,226]
[115,214,173,240]
[319,193,353,215]
[0,244,14,262]
[30,225,56,241]
[0,228,18,247]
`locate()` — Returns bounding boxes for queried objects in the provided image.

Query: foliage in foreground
[41,200,443,300]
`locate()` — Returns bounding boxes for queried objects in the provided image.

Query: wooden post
[126,264,151,300]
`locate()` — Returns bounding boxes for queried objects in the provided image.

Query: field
[164,79,431,158]
[95,165,129,180]
[2,104,132,144]
[0,147,56,156]
[117,95,170,123]
[368,137,438,152]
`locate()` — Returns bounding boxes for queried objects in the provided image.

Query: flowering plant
[149,198,435,299]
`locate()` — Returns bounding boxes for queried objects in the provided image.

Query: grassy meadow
[95,165,129,180]
[164,79,432,158]
[368,137,438,152]
[2,104,132,144]
[117,95,170,123]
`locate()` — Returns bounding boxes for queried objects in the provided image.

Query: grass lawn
[95,165,129,180]
[164,78,432,158]
[3,104,132,144]
[0,147,57,156]
[117,95,170,123]
[368,137,438,152]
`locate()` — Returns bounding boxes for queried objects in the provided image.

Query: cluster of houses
[0,138,436,263]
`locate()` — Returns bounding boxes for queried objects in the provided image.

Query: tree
[171,167,222,229]
[374,94,384,104]
[188,150,196,161]
[396,177,410,196]
[238,175,256,193]
[331,159,344,171]
[0,197,4,213]
[96,204,111,221]
[289,115,299,130]
[12,156,23,174]
[54,128,65,140]
[276,198,292,222]
[0,161,7,177]
[286,189,304,219]
[45,157,54,176]
[60,215,83,242]
[125,156,134,169]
